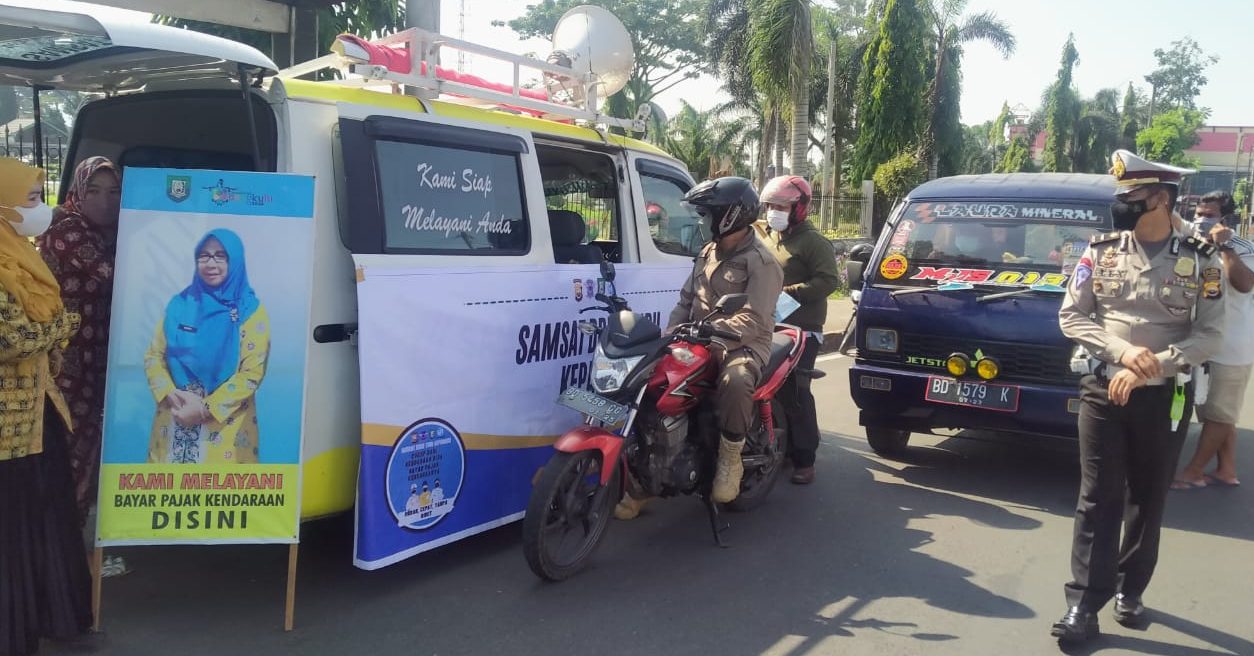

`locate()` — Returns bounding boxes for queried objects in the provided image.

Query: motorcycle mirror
[599,259,616,283]
[714,293,749,315]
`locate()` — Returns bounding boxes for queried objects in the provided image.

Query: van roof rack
[276,28,648,134]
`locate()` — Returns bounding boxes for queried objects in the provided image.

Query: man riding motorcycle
[615,177,784,519]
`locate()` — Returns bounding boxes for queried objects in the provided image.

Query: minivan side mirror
[714,293,749,315]
[848,243,873,265]
[845,260,865,290]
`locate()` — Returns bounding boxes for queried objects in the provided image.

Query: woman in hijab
[0,158,91,656]
[145,228,269,464]
[38,156,121,524]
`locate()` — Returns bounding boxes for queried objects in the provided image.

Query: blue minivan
[846,173,1115,455]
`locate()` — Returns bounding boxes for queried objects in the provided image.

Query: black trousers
[1064,374,1191,611]
[780,336,821,468]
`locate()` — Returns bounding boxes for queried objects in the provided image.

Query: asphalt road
[57,355,1254,656]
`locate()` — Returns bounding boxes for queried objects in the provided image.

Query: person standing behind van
[761,176,839,484]
[0,158,91,656]
[1173,191,1254,489]
[38,156,121,524]
[1052,150,1224,644]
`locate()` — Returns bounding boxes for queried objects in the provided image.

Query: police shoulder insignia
[1090,232,1121,245]
[1184,235,1217,257]
[1202,266,1223,299]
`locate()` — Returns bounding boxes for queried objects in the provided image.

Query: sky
[74,0,1253,127]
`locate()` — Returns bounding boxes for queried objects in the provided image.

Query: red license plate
[924,376,1020,412]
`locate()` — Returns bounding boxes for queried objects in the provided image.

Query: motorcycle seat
[760,331,797,383]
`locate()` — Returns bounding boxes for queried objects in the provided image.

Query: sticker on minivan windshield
[912,203,1104,223]
[909,266,1069,290]
[880,254,909,279]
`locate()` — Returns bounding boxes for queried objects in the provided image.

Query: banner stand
[91,547,102,632]
[90,544,301,632]
[285,543,299,631]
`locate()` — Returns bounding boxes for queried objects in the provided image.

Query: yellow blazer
[0,289,77,461]
[144,305,270,464]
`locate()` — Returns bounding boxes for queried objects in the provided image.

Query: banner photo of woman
[97,169,315,545]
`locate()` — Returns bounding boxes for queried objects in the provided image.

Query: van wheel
[866,427,910,457]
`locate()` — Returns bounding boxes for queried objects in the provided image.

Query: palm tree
[1072,88,1121,174]
[709,0,815,180]
[922,0,1015,179]
[665,101,750,181]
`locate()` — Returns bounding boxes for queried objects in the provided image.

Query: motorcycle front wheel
[523,450,621,581]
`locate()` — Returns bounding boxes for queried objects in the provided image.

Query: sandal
[1170,478,1207,491]
[1203,473,1241,487]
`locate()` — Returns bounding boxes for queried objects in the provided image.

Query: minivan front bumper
[849,361,1080,440]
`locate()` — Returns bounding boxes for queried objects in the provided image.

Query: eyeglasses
[196,252,228,264]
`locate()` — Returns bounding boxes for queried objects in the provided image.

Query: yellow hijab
[0,158,62,322]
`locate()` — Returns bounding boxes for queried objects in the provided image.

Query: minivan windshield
[873,200,1110,291]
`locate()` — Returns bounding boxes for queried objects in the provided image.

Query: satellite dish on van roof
[546,5,634,108]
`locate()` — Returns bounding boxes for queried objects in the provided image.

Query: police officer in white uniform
[1051,150,1225,644]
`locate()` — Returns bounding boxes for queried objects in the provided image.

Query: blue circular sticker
[385,418,465,530]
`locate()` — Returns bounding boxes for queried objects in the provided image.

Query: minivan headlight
[592,343,645,393]
[865,328,898,353]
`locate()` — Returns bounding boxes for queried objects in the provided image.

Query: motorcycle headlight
[592,344,646,393]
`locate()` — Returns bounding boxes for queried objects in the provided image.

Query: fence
[1,130,70,201]
[809,194,870,238]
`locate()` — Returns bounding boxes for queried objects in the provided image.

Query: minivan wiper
[890,283,973,298]
[977,284,1066,303]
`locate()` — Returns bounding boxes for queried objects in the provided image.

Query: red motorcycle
[523,262,820,581]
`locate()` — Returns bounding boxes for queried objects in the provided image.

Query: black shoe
[1050,607,1099,644]
[1113,594,1146,627]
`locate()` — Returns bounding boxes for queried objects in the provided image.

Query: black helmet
[682,176,760,240]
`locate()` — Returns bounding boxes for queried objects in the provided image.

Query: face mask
[6,202,54,237]
[954,235,979,253]
[767,209,790,232]
[1110,198,1149,230]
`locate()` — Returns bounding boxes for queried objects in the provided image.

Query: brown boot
[711,436,745,503]
[613,494,651,520]
[790,466,815,485]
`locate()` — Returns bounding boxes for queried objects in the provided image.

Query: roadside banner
[97,168,315,545]
[352,263,689,569]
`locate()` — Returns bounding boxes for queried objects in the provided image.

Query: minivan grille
[895,332,1076,384]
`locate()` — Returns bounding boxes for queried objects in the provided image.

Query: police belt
[1094,362,1168,386]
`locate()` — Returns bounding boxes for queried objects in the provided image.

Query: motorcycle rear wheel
[523,450,621,581]
[726,399,788,512]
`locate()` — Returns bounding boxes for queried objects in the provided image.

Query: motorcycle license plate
[924,376,1020,413]
[558,387,630,424]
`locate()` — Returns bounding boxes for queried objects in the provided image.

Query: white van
[0,2,703,520]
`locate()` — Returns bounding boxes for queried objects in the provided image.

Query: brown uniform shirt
[667,231,785,365]
[1059,229,1225,378]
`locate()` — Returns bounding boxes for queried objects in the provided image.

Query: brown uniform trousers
[668,232,784,438]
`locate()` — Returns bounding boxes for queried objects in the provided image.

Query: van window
[538,145,620,263]
[639,166,706,257]
[374,139,528,253]
[876,201,1109,288]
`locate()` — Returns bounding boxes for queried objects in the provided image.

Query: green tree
[1144,37,1218,114]
[996,135,1032,173]
[708,0,821,181]
[665,101,749,181]
[989,101,1010,148]
[1119,83,1143,151]
[1072,88,1121,174]
[872,149,924,201]
[1042,34,1079,172]
[958,119,994,174]
[1135,108,1205,167]
[921,0,1015,179]
[502,0,707,110]
[852,0,930,182]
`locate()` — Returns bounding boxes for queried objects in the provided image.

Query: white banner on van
[352,263,690,569]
